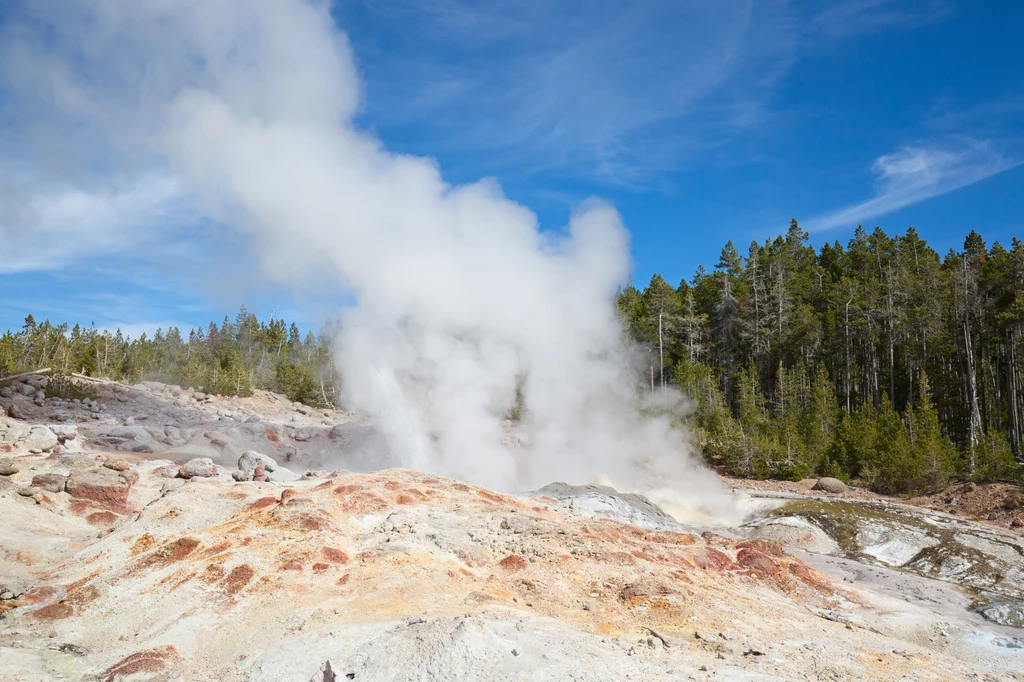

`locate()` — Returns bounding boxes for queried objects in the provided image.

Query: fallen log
[0,367,52,383]
[70,373,119,384]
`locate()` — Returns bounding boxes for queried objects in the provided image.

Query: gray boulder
[163,425,182,444]
[239,450,279,473]
[50,424,78,442]
[267,466,299,483]
[812,477,848,494]
[0,422,31,445]
[22,426,58,452]
[181,457,218,479]
[7,404,26,420]
[0,457,18,476]
[32,472,67,494]
[0,386,13,398]
[17,382,35,396]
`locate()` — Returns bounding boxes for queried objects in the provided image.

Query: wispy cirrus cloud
[813,0,951,37]
[806,138,1020,232]
[0,169,190,273]
[338,0,799,187]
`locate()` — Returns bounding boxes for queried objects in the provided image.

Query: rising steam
[2,0,733,520]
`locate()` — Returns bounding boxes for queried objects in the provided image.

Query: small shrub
[46,371,98,401]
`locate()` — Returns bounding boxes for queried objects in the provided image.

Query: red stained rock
[736,539,784,557]
[137,538,201,570]
[65,468,131,508]
[322,547,350,564]
[21,585,57,604]
[498,554,528,572]
[249,496,277,509]
[28,601,74,621]
[690,547,733,571]
[86,511,118,526]
[736,548,777,574]
[223,564,255,595]
[312,562,330,573]
[101,645,181,682]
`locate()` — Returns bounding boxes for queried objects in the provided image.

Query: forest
[618,221,1024,493]
[0,307,339,408]
[3,222,1022,495]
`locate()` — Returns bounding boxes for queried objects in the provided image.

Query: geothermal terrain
[1,373,1022,681]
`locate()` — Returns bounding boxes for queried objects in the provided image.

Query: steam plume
[2,0,732,519]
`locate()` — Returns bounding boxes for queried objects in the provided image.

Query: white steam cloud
[2,0,732,519]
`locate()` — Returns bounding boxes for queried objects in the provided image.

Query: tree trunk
[844,297,852,413]
[658,311,665,389]
[963,315,982,474]
[1008,328,1022,460]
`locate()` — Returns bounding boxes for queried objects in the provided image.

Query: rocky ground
[1,373,1022,680]
[723,475,1024,534]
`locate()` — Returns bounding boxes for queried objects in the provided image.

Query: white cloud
[807,139,1020,232]
[0,170,188,273]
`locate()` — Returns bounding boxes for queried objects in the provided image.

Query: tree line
[0,307,339,408]
[618,222,1024,493]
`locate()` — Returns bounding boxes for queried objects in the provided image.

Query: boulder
[65,468,132,507]
[0,422,31,445]
[239,450,278,473]
[180,457,218,479]
[17,382,36,396]
[103,457,134,472]
[812,477,847,494]
[49,424,78,442]
[0,457,18,476]
[0,386,13,398]
[59,455,98,470]
[31,472,67,494]
[292,428,318,442]
[155,464,180,478]
[267,466,299,483]
[163,426,182,444]
[7,404,27,420]
[22,426,58,452]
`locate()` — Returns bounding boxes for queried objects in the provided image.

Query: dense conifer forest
[618,221,1024,492]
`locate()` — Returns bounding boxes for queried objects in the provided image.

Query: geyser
[1,0,733,521]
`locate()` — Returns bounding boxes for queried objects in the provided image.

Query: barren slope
[2,457,1022,681]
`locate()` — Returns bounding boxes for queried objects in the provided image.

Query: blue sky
[1,0,1022,336]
